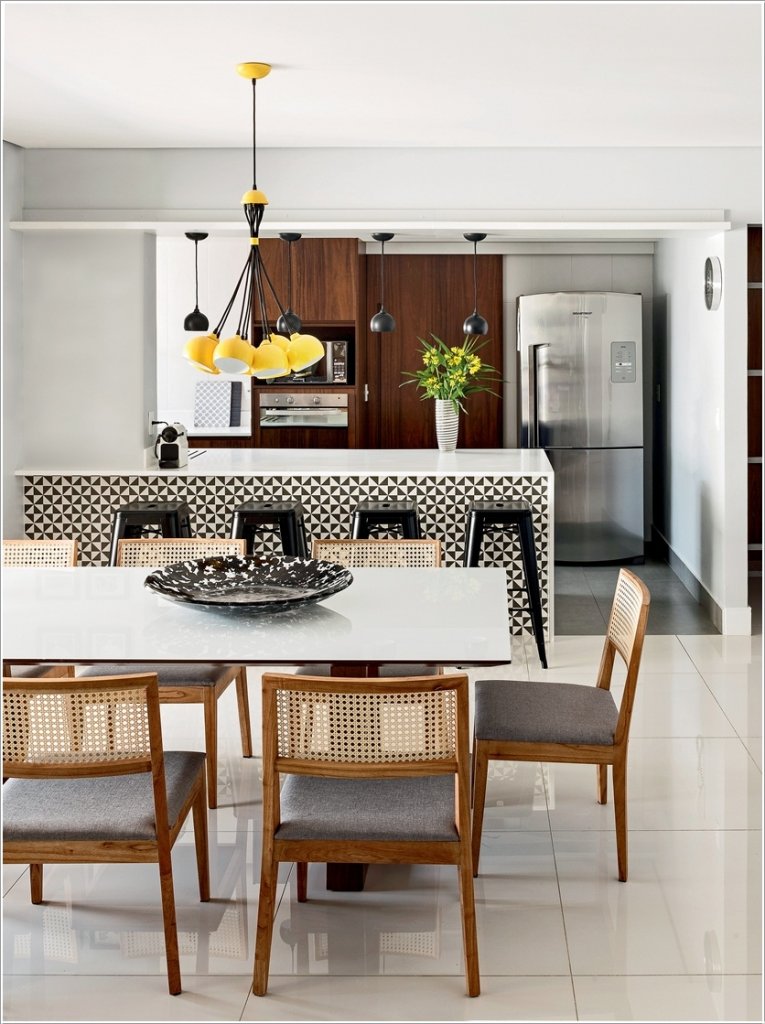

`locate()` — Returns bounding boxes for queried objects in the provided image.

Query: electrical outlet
[147,411,158,438]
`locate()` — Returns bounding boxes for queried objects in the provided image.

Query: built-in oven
[258,392,348,428]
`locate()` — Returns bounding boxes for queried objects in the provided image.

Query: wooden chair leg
[296,862,308,902]
[30,864,43,904]
[597,764,608,804]
[471,743,490,877]
[192,776,211,902]
[458,854,481,997]
[613,757,628,882]
[203,689,218,810]
[157,843,182,995]
[253,848,279,996]
[235,668,253,758]
[470,738,477,807]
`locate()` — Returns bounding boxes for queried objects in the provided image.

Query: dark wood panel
[748,226,762,284]
[186,435,252,448]
[748,463,762,544]
[294,238,360,322]
[363,254,503,449]
[748,289,762,370]
[748,377,763,458]
[254,237,289,324]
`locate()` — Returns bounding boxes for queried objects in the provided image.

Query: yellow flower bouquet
[400,334,502,414]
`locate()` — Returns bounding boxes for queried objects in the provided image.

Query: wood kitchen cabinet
[257,237,363,324]
[362,254,504,448]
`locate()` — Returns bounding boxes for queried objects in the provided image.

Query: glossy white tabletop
[2,567,512,666]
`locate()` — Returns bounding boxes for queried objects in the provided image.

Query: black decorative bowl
[144,555,353,611]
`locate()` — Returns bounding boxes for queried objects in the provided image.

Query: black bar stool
[231,501,309,558]
[108,501,192,566]
[462,500,547,668]
[351,500,421,539]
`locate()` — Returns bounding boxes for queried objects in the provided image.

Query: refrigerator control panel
[611,342,637,383]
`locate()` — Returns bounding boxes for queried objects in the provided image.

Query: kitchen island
[19,448,553,637]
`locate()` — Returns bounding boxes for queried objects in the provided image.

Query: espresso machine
[152,421,189,469]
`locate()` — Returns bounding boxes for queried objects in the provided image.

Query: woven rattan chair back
[311,538,441,569]
[2,674,160,779]
[115,537,246,568]
[596,568,651,744]
[267,673,463,776]
[2,539,78,568]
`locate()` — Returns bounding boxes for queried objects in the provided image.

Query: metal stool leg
[463,511,483,567]
[517,514,547,668]
[279,515,300,557]
[352,511,367,539]
[108,514,127,566]
[402,513,421,539]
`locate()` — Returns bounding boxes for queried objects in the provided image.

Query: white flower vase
[435,399,460,452]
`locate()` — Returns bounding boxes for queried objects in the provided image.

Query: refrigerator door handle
[529,343,549,448]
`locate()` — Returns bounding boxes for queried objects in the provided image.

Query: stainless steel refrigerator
[518,291,644,564]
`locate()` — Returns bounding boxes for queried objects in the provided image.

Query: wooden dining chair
[471,568,650,881]
[2,539,79,679]
[78,537,251,809]
[2,673,210,995]
[253,672,479,997]
[303,538,443,677]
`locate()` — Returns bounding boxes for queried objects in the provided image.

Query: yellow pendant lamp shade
[268,332,290,353]
[183,333,220,374]
[251,340,290,379]
[213,334,254,374]
[287,332,324,372]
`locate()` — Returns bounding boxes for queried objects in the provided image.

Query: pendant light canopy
[370,232,396,333]
[183,232,210,333]
[462,232,489,337]
[183,63,322,379]
[276,233,303,336]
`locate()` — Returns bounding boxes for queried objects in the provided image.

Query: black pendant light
[370,232,396,333]
[276,232,303,335]
[463,232,489,336]
[183,232,210,332]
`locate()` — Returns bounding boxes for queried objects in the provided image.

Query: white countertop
[2,566,513,665]
[18,448,553,478]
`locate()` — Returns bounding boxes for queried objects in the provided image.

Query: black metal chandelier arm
[260,257,292,322]
[213,255,250,337]
[252,250,273,338]
[235,251,256,340]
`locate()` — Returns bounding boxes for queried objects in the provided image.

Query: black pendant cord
[194,239,200,308]
[213,257,250,337]
[380,238,386,307]
[287,240,294,308]
[251,78,258,190]
[472,239,479,313]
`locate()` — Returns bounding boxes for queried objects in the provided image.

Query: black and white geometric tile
[23,473,551,636]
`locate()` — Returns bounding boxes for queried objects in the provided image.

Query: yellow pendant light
[183,332,220,374]
[287,332,325,372]
[183,62,322,379]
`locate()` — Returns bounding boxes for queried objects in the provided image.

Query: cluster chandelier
[183,63,323,378]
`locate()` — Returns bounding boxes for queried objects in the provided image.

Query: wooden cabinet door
[363,254,504,448]
[293,238,360,323]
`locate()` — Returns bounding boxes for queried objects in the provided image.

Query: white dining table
[2,566,513,667]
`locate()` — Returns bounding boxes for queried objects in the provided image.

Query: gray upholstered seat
[276,774,458,842]
[474,679,618,745]
[3,751,206,842]
[78,662,230,685]
[294,663,438,678]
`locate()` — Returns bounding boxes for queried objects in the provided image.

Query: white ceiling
[2,2,762,150]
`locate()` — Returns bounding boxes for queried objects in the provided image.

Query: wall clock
[704,256,722,311]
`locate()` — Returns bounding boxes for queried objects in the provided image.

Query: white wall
[21,147,761,224]
[3,143,25,536]
[654,232,750,632]
[21,232,157,469]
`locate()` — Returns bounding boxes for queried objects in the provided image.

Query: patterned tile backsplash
[23,472,551,636]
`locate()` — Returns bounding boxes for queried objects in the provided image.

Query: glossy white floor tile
[4,629,762,1022]
[572,974,763,1022]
